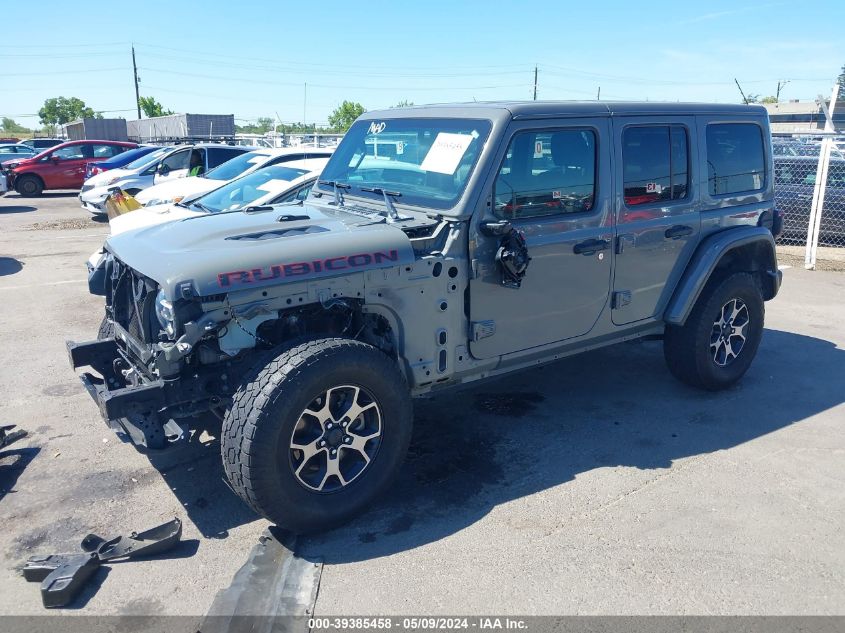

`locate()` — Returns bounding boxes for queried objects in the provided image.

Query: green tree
[256,117,274,133]
[1,117,30,133]
[761,96,778,104]
[328,101,366,132]
[837,64,845,92]
[138,96,174,118]
[38,97,96,133]
[392,100,415,108]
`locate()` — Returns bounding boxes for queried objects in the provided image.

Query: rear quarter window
[706,123,766,195]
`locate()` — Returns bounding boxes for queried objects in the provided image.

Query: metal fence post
[804,85,840,270]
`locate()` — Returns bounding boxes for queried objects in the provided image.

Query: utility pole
[533,65,538,101]
[734,78,749,105]
[776,80,790,102]
[303,82,307,130]
[132,45,141,119]
[597,86,601,101]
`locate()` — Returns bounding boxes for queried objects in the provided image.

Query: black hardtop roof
[364,101,767,121]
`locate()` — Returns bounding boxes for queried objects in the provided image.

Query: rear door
[469,118,613,359]
[611,117,701,324]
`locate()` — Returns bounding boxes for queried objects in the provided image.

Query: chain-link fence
[773,134,845,269]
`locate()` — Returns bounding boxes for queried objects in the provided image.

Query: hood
[105,203,416,299]
[135,176,217,206]
[4,156,33,170]
[109,203,203,236]
[84,167,137,188]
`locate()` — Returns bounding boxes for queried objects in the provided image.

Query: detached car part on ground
[69,102,783,533]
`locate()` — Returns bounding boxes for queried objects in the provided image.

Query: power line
[137,67,532,91]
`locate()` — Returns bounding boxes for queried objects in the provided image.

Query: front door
[154,148,191,184]
[469,119,613,359]
[611,117,701,325]
[46,144,89,189]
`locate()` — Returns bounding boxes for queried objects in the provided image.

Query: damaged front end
[69,255,238,449]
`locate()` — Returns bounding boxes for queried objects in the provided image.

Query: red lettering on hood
[217,249,400,288]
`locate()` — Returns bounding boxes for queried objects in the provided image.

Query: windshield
[317,117,491,210]
[195,164,309,212]
[205,151,268,181]
[125,147,170,171]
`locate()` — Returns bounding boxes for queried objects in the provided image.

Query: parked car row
[2,139,138,195]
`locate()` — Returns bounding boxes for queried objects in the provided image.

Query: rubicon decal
[217,250,400,288]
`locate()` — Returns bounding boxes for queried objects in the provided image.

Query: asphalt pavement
[0,192,843,616]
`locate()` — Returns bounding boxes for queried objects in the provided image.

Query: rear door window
[706,123,766,195]
[622,125,689,206]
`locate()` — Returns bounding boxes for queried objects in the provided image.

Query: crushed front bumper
[67,338,180,449]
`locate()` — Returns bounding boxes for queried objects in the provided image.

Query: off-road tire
[221,338,413,533]
[664,272,764,391]
[97,315,114,340]
[15,175,43,197]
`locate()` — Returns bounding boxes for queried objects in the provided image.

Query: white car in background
[134,147,333,207]
[87,160,328,272]
[78,144,249,215]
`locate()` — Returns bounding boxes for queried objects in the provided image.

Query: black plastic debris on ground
[22,518,183,608]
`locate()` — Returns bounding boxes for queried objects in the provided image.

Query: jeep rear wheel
[15,175,43,197]
[664,272,764,391]
[221,338,412,533]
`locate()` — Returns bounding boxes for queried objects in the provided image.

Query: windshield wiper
[360,187,409,223]
[191,201,214,214]
[318,180,350,207]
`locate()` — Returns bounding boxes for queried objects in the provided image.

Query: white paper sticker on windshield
[256,179,292,194]
[248,156,266,164]
[420,133,474,175]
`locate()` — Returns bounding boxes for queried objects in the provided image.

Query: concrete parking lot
[1,192,844,616]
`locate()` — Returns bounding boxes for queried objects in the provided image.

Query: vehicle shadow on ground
[294,328,845,563]
[0,257,23,277]
[143,419,259,539]
[0,205,36,214]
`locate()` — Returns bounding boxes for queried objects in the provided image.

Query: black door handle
[665,225,694,240]
[573,238,610,255]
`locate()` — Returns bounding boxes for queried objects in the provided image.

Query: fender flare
[664,226,781,326]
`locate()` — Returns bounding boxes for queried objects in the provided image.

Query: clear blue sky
[2,0,843,129]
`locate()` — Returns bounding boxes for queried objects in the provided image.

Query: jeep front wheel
[221,338,413,533]
[663,272,764,391]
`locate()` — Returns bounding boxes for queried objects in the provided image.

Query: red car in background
[5,139,137,196]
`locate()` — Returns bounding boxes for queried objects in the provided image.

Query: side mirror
[50,155,60,163]
[158,164,170,177]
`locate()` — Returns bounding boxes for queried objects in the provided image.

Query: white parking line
[779,265,792,270]
[0,279,86,291]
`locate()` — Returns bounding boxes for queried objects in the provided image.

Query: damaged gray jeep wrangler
[69,102,783,532]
